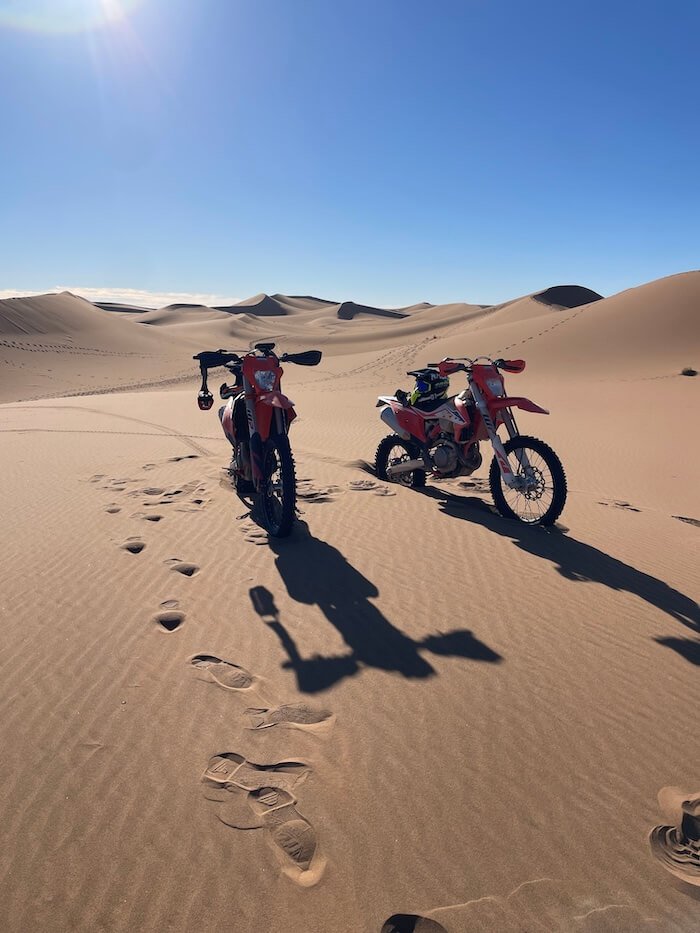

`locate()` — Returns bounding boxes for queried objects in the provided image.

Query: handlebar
[194,347,322,371]
[194,346,322,410]
[426,356,524,373]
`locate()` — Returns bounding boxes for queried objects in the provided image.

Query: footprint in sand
[137,486,165,498]
[168,454,200,463]
[175,495,208,512]
[133,511,164,523]
[120,537,146,554]
[237,519,269,545]
[673,515,700,528]
[203,773,322,884]
[165,558,200,577]
[105,505,121,514]
[459,478,490,492]
[202,752,309,793]
[598,499,642,513]
[165,481,204,499]
[136,481,209,511]
[105,477,135,491]
[236,788,321,881]
[296,478,343,504]
[190,654,255,690]
[246,703,334,734]
[348,478,395,496]
[153,610,185,632]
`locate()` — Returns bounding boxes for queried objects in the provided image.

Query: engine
[429,439,460,475]
[429,438,482,477]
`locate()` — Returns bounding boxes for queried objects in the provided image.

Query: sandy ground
[1,276,699,932]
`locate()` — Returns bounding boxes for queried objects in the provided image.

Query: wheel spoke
[501,444,558,523]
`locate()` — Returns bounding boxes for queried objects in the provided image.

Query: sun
[0,0,145,34]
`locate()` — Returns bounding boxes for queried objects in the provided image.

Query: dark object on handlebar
[194,347,322,370]
[194,347,322,410]
[280,350,322,366]
[495,358,526,373]
[197,390,214,411]
[193,350,241,369]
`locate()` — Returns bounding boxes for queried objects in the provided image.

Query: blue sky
[0,0,698,306]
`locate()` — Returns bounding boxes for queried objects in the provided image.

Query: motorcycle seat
[412,396,449,412]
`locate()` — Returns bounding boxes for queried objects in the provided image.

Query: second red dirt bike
[375,356,567,525]
[195,343,321,537]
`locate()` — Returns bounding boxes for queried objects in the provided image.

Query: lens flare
[0,1,145,34]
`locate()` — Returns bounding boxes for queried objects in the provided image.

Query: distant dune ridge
[336,301,408,320]
[1,273,698,402]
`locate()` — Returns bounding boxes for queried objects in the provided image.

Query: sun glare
[0,0,145,34]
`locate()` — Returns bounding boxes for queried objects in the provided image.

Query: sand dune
[93,300,157,314]
[427,272,700,377]
[0,291,196,402]
[534,284,604,309]
[336,301,408,320]
[224,293,292,316]
[1,272,698,932]
[0,291,122,337]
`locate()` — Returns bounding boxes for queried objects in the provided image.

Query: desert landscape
[1,272,698,932]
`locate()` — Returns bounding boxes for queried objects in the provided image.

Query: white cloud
[0,285,240,308]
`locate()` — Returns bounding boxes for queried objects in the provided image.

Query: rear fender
[489,396,549,416]
[379,405,411,440]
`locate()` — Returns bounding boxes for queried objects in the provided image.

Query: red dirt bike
[375,356,567,525]
[195,343,322,537]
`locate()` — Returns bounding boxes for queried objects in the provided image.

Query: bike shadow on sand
[420,485,700,634]
[249,522,502,693]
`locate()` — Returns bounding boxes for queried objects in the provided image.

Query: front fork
[242,375,265,491]
[243,377,288,492]
[470,385,532,490]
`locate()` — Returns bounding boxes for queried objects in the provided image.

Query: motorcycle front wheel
[259,434,297,537]
[489,435,567,526]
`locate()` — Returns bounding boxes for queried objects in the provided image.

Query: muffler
[386,458,426,478]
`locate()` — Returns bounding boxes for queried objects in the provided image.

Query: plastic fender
[380,405,411,440]
[488,396,549,416]
[396,405,430,442]
[220,397,236,445]
[258,390,295,409]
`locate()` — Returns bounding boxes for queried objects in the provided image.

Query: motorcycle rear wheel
[259,435,297,537]
[375,435,426,488]
[489,434,566,526]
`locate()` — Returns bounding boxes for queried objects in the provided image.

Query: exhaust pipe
[386,458,426,478]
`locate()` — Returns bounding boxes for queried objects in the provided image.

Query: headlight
[485,377,504,396]
[254,370,277,391]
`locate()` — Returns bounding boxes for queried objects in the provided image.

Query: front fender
[258,390,295,410]
[489,396,549,416]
